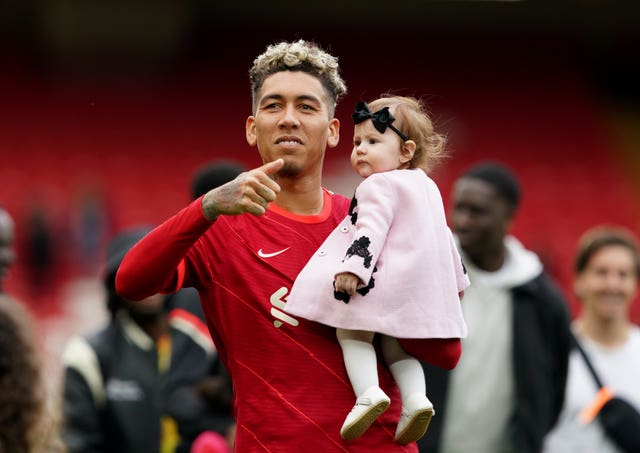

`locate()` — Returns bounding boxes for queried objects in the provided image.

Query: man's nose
[279,105,300,128]
[453,209,472,227]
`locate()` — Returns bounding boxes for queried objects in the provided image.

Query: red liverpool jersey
[119,190,418,452]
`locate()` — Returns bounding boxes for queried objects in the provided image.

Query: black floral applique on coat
[333,195,378,303]
[348,196,358,225]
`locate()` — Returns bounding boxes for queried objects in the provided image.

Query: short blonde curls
[249,40,347,117]
[368,95,447,173]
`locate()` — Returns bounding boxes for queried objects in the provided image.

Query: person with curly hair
[116,40,429,451]
[0,295,63,453]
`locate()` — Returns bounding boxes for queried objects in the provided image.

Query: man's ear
[400,140,416,164]
[326,118,340,149]
[246,116,257,146]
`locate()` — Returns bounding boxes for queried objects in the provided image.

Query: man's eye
[264,103,280,109]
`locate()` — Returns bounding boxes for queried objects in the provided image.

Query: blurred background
[1,1,639,373]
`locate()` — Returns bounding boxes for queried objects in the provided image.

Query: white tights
[336,328,426,403]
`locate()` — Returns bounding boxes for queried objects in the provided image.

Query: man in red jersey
[116,40,418,452]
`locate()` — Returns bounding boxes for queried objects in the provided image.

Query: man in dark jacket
[61,227,232,453]
[419,163,572,453]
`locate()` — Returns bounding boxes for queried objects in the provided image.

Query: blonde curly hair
[368,95,447,173]
[249,40,347,117]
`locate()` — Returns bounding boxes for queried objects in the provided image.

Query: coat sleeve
[116,197,213,301]
[336,175,395,286]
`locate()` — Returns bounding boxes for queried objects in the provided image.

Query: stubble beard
[278,160,302,178]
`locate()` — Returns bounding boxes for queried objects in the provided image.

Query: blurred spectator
[23,203,55,298]
[543,226,640,453]
[60,226,228,453]
[70,185,112,276]
[419,162,572,453]
[0,205,17,294]
[189,159,247,201]
[0,294,65,452]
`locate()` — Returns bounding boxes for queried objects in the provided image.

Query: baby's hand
[334,272,360,295]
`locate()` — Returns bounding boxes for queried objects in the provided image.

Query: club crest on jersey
[270,287,299,328]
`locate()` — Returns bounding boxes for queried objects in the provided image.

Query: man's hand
[201,159,283,220]
[334,272,360,295]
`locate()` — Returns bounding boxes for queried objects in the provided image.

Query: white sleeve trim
[61,336,106,406]
[170,317,216,357]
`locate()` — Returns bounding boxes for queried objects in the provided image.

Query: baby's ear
[400,140,416,164]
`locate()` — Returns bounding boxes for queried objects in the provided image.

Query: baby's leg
[381,335,434,445]
[336,328,390,440]
[380,335,426,402]
[336,328,377,396]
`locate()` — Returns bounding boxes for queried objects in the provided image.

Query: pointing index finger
[255,159,282,195]
[258,158,284,177]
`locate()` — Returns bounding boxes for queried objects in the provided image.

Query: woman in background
[544,226,640,452]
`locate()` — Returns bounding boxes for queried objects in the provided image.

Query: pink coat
[285,169,469,339]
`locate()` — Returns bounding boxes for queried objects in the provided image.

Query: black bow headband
[352,101,409,142]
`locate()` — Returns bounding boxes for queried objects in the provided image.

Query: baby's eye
[368,138,377,145]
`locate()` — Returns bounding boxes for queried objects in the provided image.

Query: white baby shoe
[394,393,434,445]
[340,386,390,441]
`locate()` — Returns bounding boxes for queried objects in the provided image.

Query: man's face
[246,71,340,178]
[123,293,166,317]
[0,210,16,283]
[450,177,512,258]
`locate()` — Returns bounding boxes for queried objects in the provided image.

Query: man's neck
[272,178,325,216]
[467,245,507,273]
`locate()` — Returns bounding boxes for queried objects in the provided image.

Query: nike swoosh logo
[257,247,290,258]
